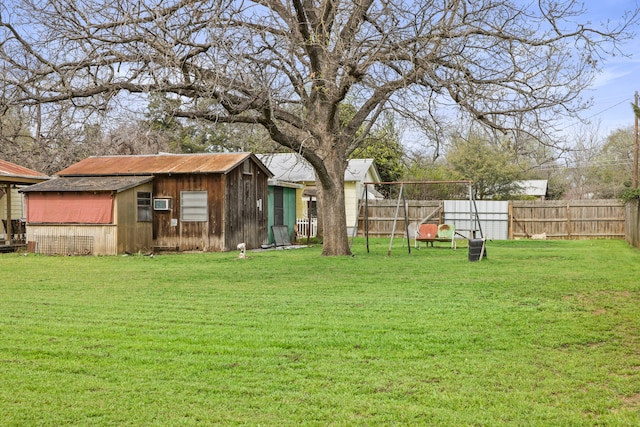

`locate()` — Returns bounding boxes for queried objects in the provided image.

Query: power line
[584,98,632,121]
[561,98,632,131]
[533,158,633,171]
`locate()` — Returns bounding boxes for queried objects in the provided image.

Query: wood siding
[151,159,269,252]
[224,160,269,250]
[1,187,25,220]
[24,185,152,255]
[115,182,153,253]
[152,173,224,251]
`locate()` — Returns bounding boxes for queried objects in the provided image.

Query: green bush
[620,187,640,203]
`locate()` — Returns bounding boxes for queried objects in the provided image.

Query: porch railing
[295,217,318,238]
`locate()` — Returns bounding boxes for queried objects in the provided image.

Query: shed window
[243,159,252,175]
[181,191,208,222]
[137,192,152,222]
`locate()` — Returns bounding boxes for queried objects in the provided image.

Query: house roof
[57,153,272,177]
[346,158,381,182]
[21,176,154,193]
[258,153,313,182]
[0,158,49,184]
[516,180,548,197]
[258,153,380,183]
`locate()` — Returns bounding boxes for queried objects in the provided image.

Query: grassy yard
[1,239,639,426]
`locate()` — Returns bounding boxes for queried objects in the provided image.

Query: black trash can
[468,239,487,262]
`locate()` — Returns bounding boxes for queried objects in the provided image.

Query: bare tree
[0,0,637,255]
[562,123,604,199]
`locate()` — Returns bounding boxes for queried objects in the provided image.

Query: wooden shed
[21,176,154,255]
[53,153,272,253]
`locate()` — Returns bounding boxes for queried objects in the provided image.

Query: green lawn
[1,239,639,426]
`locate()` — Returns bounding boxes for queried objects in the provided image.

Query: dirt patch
[621,392,640,409]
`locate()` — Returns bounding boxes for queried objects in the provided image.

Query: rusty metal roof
[57,153,272,177]
[0,158,49,184]
[21,176,153,193]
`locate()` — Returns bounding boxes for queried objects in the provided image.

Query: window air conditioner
[153,198,172,211]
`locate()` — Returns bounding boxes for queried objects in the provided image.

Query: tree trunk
[315,154,352,256]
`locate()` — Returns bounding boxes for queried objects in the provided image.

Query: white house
[515,180,548,200]
[258,153,382,235]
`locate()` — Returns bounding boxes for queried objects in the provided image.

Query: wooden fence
[510,200,625,240]
[357,199,627,240]
[357,200,444,237]
[626,200,640,248]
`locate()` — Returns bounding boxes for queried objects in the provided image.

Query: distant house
[258,154,382,235]
[515,180,548,200]
[0,159,49,247]
[21,153,272,255]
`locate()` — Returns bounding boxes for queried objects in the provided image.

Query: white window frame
[137,191,152,222]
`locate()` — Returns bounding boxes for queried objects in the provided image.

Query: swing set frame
[350,180,484,256]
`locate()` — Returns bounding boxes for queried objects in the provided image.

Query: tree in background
[145,92,282,154]
[0,106,34,166]
[350,111,405,195]
[401,154,461,200]
[591,127,634,198]
[0,102,102,175]
[446,131,524,200]
[2,0,636,255]
[561,124,604,199]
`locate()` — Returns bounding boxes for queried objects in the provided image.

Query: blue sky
[574,0,640,137]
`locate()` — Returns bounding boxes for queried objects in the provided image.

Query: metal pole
[468,182,474,239]
[402,186,411,254]
[388,184,404,256]
[365,184,370,253]
[5,184,12,245]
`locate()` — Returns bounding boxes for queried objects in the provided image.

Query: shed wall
[152,173,225,251]
[27,224,117,255]
[151,159,269,252]
[116,182,153,253]
[224,160,269,250]
[1,187,25,219]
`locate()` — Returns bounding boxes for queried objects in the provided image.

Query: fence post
[508,201,513,240]
[567,202,572,239]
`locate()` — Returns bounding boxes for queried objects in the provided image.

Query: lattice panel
[34,235,94,256]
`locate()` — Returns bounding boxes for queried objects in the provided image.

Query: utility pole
[634,91,639,188]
